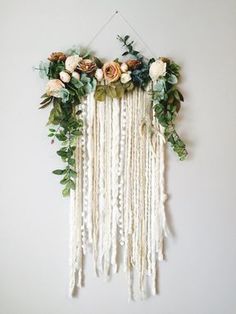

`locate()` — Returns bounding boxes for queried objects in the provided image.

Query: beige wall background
[0,0,236,313]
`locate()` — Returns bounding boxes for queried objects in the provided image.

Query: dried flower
[65,55,82,73]
[46,79,65,97]
[72,71,80,80]
[149,59,166,82]
[121,72,132,84]
[95,68,103,81]
[120,63,128,72]
[48,52,66,62]
[159,57,170,63]
[77,59,97,74]
[59,71,71,83]
[126,59,142,70]
[103,62,121,83]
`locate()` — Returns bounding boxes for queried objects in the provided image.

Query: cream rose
[72,71,80,80]
[149,59,166,82]
[120,63,128,73]
[95,68,103,81]
[46,79,65,97]
[65,55,82,73]
[103,61,121,83]
[59,71,71,83]
[120,72,132,84]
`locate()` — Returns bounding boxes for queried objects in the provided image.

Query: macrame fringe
[69,87,168,300]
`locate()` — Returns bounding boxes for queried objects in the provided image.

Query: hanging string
[86,11,119,49]
[86,10,156,58]
[117,11,156,58]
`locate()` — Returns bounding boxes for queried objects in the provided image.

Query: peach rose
[103,62,121,83]
[46,79,65,97]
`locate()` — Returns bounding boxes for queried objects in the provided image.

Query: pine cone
[48,52,66,62]
[77,59,97,74]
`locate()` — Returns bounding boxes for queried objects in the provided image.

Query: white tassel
[111,98,120,273]
[70,86,168,300]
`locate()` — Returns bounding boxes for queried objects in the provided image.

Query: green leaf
[124,35,130,42]
[40,96,51,104]
[68,179,76,190]
[57,150,67,157]
[52,169,65,175]
[176,101,181,112]
[68,158,75,166]
[62,186,70,197]
[47,101,62,125]
[56,133,67,141]
[176,90,184,101]
[69,169,77,178]
[37,61,49,79]
[70,77,84,89]
[94,85,106,102]
[48,61,65,79]
[41,93,48,98]
[39,97,53,109]
[106,85,117,98]
[60,177,69,185]
[115,82,125,98]
[123,81,134,92]
[167,74,178,85]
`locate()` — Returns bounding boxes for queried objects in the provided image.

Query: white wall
[0,0,236,313]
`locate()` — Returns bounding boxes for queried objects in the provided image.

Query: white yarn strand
[70,86,167,300]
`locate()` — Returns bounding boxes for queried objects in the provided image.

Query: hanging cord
[86,11,119,48]
[118,11,156,58]
[86,10,156,58]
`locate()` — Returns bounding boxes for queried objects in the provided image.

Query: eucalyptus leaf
[52,169,65,175]
[62,186,70,197]
[167,74,178,85]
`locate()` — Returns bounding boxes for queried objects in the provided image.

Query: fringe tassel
[69,87,168,299]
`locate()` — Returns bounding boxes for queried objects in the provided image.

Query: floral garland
[36,35,187,196]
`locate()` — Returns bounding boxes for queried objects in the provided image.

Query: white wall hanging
[35,15,187,300]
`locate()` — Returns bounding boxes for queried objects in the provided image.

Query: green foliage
[117,35,142,59]
[48,61,65,79]
[94,81,134,101]
[117,35,150,89]
[39,96,53,109]
[66,46,80,56]
[41,75,86,196]
[131,65,150,89]
[47,106,83,196]
[152,61,187,160]
[36,61,49,79]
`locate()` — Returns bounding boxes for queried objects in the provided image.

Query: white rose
[120,63,128,72]
[46,79,65,97]
[120,72,132,84]
[59,71,71,83]
[149,59,166,82]
[95,68,103,81]
[65,55,82,73]
[72,71,80,80]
